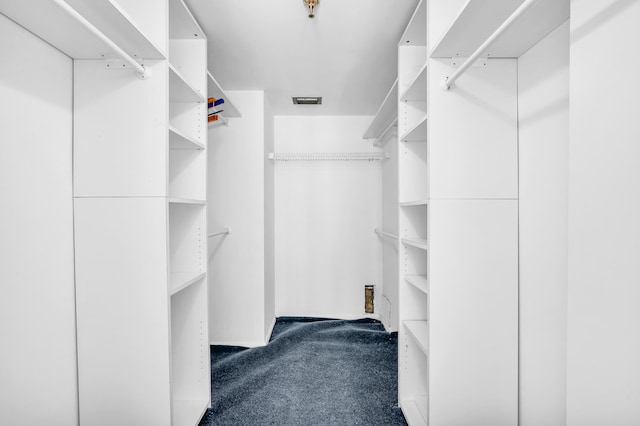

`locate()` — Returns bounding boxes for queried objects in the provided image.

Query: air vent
[292,96,322,105]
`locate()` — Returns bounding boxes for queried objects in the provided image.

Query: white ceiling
[185,0,419,115]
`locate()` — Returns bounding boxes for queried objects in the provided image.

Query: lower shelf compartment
[401,396,428,426]
[404,320,429,356]
[172,398,209,426]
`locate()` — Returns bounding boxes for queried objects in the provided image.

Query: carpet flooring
[198,317,407,425]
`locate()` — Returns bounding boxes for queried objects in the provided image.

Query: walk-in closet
[1,0,639,425]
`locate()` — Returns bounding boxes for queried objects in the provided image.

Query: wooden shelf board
[169,0,206,39]
[400,115,428,142]
[400,200,428,207]
[399,63,427,103]
[404,320,429,356]
[170,271,206,296]
[167,198,206,205]
[363,79,398,139]
[169,126,205,150]
[207,71,241,117]
[172,398,209,426]
[400,396,429,426]
[399,0,427,46]
[402,237,428,251]
[170,65,205,103]
[405,275,429,295]
[0,0,166,60]
[430,0,569,58]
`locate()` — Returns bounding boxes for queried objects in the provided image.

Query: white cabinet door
[429,199,518,426]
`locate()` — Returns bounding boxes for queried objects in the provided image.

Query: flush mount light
[292,96,322,105]
[303,0,319,18]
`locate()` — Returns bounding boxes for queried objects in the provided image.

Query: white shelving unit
[363,79,398,145]
[397,2,429,425]
[16,0,214,423]
[207,71,241,119]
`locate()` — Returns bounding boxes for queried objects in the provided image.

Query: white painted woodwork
[207,91,271,347]
[405,275,429,295]
[363,80,398,139]
[0,0,166,61]
[207,71,241,118]
[170,280,210,425]
[0,14,77,425]
[73,59,167,197]
[429,199,518,426]
[430,0,569,58]
[567,1,640,424]
[400,64,428,103]
[404,320,429,356]
[381,135,399,331]
[169,203,206,282]
[74,197,171,426]
[170,125,205,150]
[169,149,207,200]
[401,396,429,426]
[428,58,518,199]
[518,21,569,426]
[170,39,207,98]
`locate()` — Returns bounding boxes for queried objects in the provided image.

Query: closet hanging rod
[375,228,399,240]
[441,0,538,91]
[208,228,231,238]
[52,0,150,79]
[268,152,390,162]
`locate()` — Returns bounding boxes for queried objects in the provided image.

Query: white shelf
[402,237,428,251]
[406,275,429,295]
[400,200,428,207]
[404,320,429,356]
[207,71,241,117]
[170,271,206,296]
[172,399,209,426]
[0,0,166,60]
[401,396,429,426]
[169,0,206,39]
[400,115,428,142]
[400,63,427,103]
[167,198,206,205]
[170,65,205,103]
[363,79,398,139]
[373,122,398,147]
[399,0,427,46]
[430,0,569,58]
[169,126,205,150]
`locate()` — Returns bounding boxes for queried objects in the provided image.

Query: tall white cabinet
[394,0,568,425]
[0,0,212,424]
[74,0,210,424]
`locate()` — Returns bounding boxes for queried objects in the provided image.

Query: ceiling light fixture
[303,0,319,18]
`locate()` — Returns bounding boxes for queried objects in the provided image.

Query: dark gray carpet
[198,317,407,425]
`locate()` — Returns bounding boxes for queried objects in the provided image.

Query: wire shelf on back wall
[268,152,390,162]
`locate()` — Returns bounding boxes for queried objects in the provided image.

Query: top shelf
[399,0,426,46]
[169,0,206,39]
[430,0,569,58]
[0,0,166,60]
[363,79,398,139]
[207,71,241,118]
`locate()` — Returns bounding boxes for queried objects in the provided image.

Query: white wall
[274,116,382,319]
[207,91,268,346]
[567,1,640,424]
[518,20,569,426]
[0,14,77,425]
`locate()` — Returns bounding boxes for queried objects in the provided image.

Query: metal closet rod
[53,0,149,79]
[375,228,399,240]
[208,228,231,238]
[441,0,538,91]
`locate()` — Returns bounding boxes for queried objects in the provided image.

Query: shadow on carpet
[198,317,407,425]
